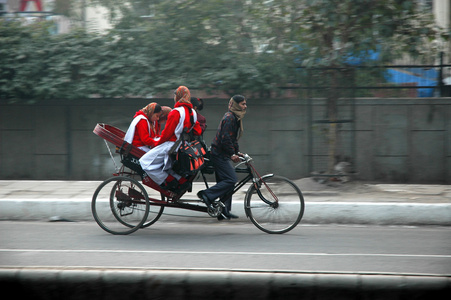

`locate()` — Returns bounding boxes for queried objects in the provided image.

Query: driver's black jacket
[210,111,240,158]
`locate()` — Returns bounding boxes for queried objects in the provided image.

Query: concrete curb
[1,199,451,226]
[302,202,451,226]
[0,267,450,300]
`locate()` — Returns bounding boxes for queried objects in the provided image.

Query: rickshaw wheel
[140,192,165,228]
[92,176,150,235]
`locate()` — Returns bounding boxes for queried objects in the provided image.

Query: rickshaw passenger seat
[121,154,146,178]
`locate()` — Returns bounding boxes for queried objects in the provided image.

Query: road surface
[0,221,450,275]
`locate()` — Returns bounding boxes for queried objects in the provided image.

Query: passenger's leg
[140,153,167,185]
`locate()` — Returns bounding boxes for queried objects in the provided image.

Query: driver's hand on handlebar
[231,154,242,163]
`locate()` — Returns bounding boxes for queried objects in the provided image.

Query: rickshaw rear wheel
[92,176,150,235]
[140,192,165,228]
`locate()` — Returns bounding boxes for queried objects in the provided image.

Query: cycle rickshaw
[92,123,305,235]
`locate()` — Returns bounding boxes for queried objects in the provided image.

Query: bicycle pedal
[214,201,226,208]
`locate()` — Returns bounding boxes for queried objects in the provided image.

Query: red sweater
[156,102,202,146]
[131,111,159,148]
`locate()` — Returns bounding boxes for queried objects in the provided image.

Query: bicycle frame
[200,154,276,209]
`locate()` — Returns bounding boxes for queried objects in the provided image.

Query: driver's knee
[223,179,236,189]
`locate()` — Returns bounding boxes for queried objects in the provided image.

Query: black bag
[172,138,206,176]
[170,112,206,176]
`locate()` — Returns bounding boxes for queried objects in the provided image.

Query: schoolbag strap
[169,108,197,155]
[184,108,197,140]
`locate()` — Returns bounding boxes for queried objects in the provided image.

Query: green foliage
[0,19,106,100]
[298,0,447,66]
[0,0,447,101]
[1,1,295,100]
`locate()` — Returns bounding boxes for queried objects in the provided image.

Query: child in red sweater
[124,102,162,152]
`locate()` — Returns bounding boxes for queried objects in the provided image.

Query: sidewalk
[0,179,450,225]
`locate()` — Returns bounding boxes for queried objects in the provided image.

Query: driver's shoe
[197,191,213,209]
[218,209,239,221]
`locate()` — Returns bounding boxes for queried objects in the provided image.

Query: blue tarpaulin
[346,50,437,97]
[296,47,439,97]
[384,68,437,97]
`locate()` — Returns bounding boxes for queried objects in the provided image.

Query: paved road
[1,221,450,275]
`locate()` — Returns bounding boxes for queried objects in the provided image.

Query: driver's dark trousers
[202,153,237,212]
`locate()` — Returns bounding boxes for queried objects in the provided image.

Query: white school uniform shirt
[124,115,158,153]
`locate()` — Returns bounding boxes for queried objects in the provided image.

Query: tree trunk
[327,69,339,174]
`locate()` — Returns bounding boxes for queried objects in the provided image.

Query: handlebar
[240,153,252,162]
[235,153,252,169]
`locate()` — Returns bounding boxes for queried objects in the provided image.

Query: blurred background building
[0,1,448,35]
[1,0,112,33]
[433,0,450,28]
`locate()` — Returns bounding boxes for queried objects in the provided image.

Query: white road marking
[0,249,450,258]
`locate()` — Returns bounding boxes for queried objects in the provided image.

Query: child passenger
[124,102,162,152]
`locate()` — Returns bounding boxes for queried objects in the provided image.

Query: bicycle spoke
[92,176,150,235]
[245,175,304,234]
